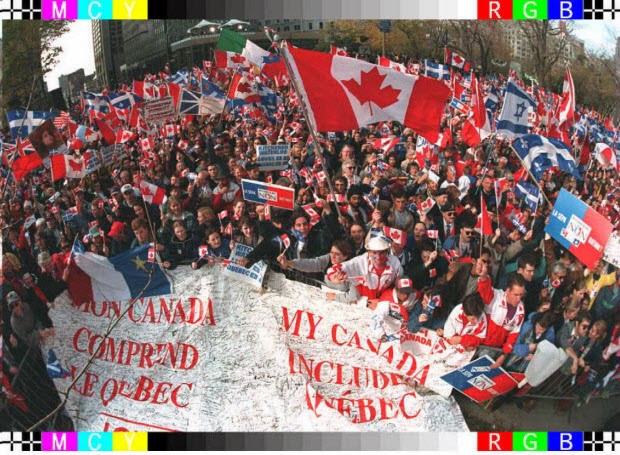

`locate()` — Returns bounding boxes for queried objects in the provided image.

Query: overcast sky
[1,20,618,91]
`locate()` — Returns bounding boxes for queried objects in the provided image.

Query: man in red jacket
[477,261,526,368]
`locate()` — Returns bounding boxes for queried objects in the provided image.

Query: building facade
[92,21,125,89]
[58,68,85,106]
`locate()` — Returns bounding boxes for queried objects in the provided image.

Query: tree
[517,20,571,88]
[2,21,72,111]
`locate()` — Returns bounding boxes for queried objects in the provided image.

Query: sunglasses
[463,230,474,236]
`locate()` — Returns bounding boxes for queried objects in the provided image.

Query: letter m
[280,307,304,336]
[53,434,67,450]
[53,0,68,18]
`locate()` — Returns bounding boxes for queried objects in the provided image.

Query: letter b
[548,0,583,19]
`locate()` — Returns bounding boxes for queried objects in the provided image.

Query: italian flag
[216,29,270,68]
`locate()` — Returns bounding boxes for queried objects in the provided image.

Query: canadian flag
[419,197,435,213]
[371,137,399,153]
[476,195,493,235]
[280,234,291,251]
[595,143,618,170]
[198,245,210,258]
[116,129,137,144]
[218,210,229,221]
[327,193,347,204]
[330,46,349,56]
[284,45,451,143]
[427,229,439,239]
[445,49,471,72]
[383,226,406,246]
[378,56,406,73]
[163,124,180,137]
[140,137,154,153]
[177,139,189,150]
[133,80,156,100]
[139,181,167,205]
[214,50,248,68]
[302,204,321,227]
[558,67,575,127]
[147,248,155,263]
[50,154,86,181]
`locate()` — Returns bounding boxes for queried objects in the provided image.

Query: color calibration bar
[2,0,618,20]
[0,431,618,451]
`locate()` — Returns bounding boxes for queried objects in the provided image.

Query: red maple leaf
[231,54,246,64]
[141,186,153,196]
[236,82,252,94]
[453,54,464,65]
[341,67,401,116]
[68,159,82,172]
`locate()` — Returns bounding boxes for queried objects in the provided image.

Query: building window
[294,25,300,31]
[284,26,290,31]
[319,22,323,29]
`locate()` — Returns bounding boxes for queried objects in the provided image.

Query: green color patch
[513,0,548,19]
[513,432,548,451]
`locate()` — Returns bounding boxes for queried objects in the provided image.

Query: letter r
[489,1,501,18]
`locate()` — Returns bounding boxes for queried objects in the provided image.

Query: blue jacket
[512,312,555,358]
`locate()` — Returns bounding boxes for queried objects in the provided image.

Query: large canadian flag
[50,154,87,181]
[284,45,451,143]
[140,181,167,205]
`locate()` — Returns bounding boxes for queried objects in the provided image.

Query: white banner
[144,97,176,125]
[48,267,469,431]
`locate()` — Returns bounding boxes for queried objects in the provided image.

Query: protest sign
[256,145,290,171]
[144,97,176,124]
[222,243,267,288]
[440,356,519,403]
[603,232,620,267]
[241,178,295,210]
[49,267,469,431]
[545,189,612,269]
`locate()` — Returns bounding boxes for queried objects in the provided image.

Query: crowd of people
[1,48,620,428]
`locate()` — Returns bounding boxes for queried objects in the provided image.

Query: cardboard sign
[256,145,290,171]
[545,189,612,269]
[440,355,519,403]
[241,178,295,210]
[144,97,176,124]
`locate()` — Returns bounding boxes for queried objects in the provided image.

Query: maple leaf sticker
[341,67,401,116]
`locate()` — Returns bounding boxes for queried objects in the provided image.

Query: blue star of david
[514,102,526,120]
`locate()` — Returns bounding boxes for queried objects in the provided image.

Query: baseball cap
[397,278,413,294]
[365,235,390,251]
[107,221,126,238]
[6,291,20,307]
[121,184,133,194]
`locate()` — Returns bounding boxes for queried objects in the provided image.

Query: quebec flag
[512,134,581,181]
[497,81,536,138]
[6,109,54,138]
[47,349,70,379]
[424,60,450,81]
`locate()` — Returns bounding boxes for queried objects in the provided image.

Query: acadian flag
[217,29,271,68]
[68,240,173,306]
[545,189,613,270]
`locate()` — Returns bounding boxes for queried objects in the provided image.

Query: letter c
[88,433,102,451]
[88,1,102,19]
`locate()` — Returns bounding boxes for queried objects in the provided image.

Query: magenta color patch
[42,432,78,451]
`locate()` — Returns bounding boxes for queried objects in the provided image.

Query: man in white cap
[327,234,403,306]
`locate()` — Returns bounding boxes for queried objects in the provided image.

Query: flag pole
[268,31,339,205]
[509,144,552,207]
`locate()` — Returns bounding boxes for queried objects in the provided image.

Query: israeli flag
[497,81,536,138]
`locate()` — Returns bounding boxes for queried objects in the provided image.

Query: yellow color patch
[112,0,147,19]
[112,432,148,451]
